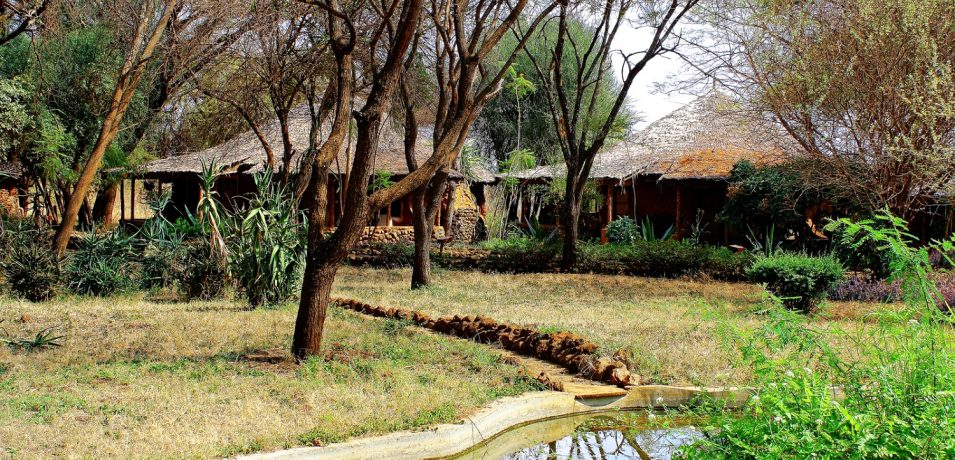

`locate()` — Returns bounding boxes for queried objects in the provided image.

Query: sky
[612,19,701,129]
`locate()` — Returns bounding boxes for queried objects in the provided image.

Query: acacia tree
[200,1,325,185]
[90,0,253,226]
[696,0,955,220]
[292,0,555,357]
[526,0,697,268]
[397,0,557,289]
[52,0,178,255]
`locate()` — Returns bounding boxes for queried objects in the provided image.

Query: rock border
[333,298,643,387]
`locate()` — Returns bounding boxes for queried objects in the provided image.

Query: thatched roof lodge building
[133,106,493,237]
[0,161,24,216]
[508,93,795,243]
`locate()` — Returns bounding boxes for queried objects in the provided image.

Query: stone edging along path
[332,297,643,388]
[243,387,751,460]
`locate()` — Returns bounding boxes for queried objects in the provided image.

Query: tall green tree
[473,18,634,167]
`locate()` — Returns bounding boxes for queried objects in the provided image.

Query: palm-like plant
[227,169,305,307]
[197,159,228,265]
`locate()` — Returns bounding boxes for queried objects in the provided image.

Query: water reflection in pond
[447,411,703,460]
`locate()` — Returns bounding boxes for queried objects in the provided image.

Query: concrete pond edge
[241,385,751,460]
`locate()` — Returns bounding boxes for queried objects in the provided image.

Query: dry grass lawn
[0,295,538,459]
[332,266,899,386]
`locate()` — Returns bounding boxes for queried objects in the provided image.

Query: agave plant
[638,216,674,242]
[197,159,228,265]
[227,169,306,308]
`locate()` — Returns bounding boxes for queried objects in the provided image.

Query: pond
[446,410,704,460]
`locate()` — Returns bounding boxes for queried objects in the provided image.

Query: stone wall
[448,208,486,244]
[354,226,446,245]
[0,185,20,216]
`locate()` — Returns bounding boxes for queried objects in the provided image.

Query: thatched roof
[508,93,796,182]
[0,161,23,180]
[140,105,492,182]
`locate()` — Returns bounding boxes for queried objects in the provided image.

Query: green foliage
[577,241,752,280]
[226,170,305,307]
[0,77,32,158]
[1,326,64,351]
[368,242,415,269]
[826,210,955,311]
[721,161,812,232]
[746,253,844,313]
[480,237,560,273]
[65,231,138,297]
[474,18,634,164]
[638,216,674,242]
[829,217,894,279]
[0,219,60,302]
[606,217,639,244]
[683,210,955,459]
[174,239,228,301]
[369,170,394,193]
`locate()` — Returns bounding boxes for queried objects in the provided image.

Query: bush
[3,241,60,302]
[480,237,559,272]
[828,274,901,302]
[371,242,415,268]
[1,219,60,302]
[747,253,844,313]
[576,241,752,280]
[65,231,138,296]
[174,240,227,301]
[606,217,638,244]
[140,241,182,290]
[684,211,955,459]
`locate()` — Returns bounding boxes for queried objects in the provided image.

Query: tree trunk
[410,171,449,289]
[292,259,339,359]
[560,173,584,270]
[410,188,432,289]
[52,0,175,256]
[91,183,119,228]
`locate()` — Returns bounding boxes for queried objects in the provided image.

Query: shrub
[174,239,227,301]
[576,241,751,280]
[606,217,638,244]
[140,241,182,290]
[3,241,60,302]
[65,231,137,296]
[684,211,955,459]
[370,242,415,268]
[1,219,60,302]
[828,274,901,302]
[747,253,844,313]
[481,237,559,272]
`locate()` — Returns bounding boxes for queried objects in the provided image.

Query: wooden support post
[386,202,393,227]
[130,178,136,221]
[674,185,683,241]
[120,179,126,222]
[605,182,614,224]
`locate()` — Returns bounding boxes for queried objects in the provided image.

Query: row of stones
[333,297,643,388]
